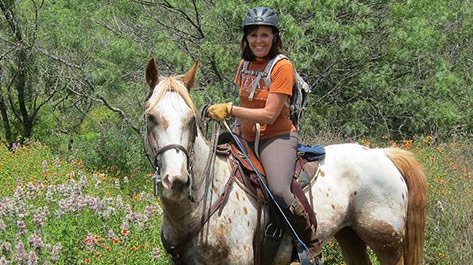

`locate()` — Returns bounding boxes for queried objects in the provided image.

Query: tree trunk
[0,61,13,145]
[16,49,33,140]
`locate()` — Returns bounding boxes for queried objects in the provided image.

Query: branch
[38,48,81,69]
[93,96,140,135]
[133,0,205,39]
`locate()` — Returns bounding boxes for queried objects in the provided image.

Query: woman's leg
[258,131,298,208]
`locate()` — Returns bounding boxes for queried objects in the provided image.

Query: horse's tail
[385,148,427,265]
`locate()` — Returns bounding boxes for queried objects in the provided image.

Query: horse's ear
[145,58,159,89]
[181,60,199,90]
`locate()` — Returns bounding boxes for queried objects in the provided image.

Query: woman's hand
[207,102,233,121]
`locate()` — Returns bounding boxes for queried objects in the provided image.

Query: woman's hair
[240,25,284,61]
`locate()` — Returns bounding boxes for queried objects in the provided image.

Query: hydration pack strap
[249,72,262,101]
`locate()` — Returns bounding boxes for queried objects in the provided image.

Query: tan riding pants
[256,131,298,208]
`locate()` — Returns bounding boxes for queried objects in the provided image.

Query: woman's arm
[231,93,287,125]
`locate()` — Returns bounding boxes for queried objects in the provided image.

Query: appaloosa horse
[143,58,427,265]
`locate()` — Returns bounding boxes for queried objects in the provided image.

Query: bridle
[144,117,196,197]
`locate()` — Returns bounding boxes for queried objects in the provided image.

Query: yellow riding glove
[207,102,233,121]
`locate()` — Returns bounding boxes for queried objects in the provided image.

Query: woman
[207,7,321,264]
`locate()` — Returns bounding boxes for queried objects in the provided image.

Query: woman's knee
[269,187,293,207]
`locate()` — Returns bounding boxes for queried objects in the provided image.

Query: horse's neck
[160,132,229,239]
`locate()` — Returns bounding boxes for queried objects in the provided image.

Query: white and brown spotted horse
[143,58,427,265]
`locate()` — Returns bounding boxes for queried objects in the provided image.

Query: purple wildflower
[33,215,44,228]
[27,251,37,265]
[28,232,43,250]
[115,195,124,210]
[0,256,8,265]
[107,229,116,240]
[79,173,88,188]
[83,233,94,247]
[17,220,26,235]
[1,242,11,255]
[26,183,36,200]
[16,242,25,263]
[120,221,129,231]
[42,160,48,173]
[45,185,55,202]
[12,143,18,153]
[152,247,161,260]
[51,244,61,261]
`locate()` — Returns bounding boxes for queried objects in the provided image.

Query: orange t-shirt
[234,57,296,142]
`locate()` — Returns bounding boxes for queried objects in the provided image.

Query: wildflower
[107,229,116,240]
[16,242,26,262]
[51,244,62,261]
[79,173,88,188]
[152,247,161,260]
[114,179,120,190]
[17,220,26,235]
[12,143,19,153]
[0,219,6,231]
[93,235,100,244]
[83,233,95,248]
[106,246,111,252]
[438,252,445,258]
[54,157,61,168]
[437,179,444,185]
[112,238,120,244]
[123,176,129,185]
[27,251,38,265]
[130,246,137,252]
[45,185,55,202]
[1,242,11,255]
[120,229,129,237]
[33,214,45,228]
[0,255,8,265]
[328,241,334,248]
[42,160,48,173]
[84,259,91,264]
[141,244,146,249]
[381,134,388,140]
[28,232,43,250]
[116,195,124,210]
[120,221,129,231]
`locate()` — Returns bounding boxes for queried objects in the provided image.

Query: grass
[0,136,472,264]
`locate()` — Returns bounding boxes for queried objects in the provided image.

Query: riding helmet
[243,7,279,31]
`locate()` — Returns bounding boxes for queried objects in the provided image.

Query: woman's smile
[247,26,274,61]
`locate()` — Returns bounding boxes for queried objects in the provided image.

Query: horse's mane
[145,75,197,114]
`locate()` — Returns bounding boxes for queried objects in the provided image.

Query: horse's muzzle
[161,173,190,193]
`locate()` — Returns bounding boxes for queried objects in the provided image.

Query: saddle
[216,132,325,265]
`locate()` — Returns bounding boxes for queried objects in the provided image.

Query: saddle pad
[230,138,266,176]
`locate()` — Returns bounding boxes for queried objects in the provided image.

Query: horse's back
[312,143,408,240]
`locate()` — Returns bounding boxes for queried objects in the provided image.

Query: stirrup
[295,242,322,265]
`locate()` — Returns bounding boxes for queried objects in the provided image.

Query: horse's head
[144,58,198,201]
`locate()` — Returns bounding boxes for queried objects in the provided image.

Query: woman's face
[246,26,274,61]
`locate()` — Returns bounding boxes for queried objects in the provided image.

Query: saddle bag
[297,144,326,161]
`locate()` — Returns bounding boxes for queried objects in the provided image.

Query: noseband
[144,116,197,196]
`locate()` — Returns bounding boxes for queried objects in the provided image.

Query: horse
[143,58,427,265]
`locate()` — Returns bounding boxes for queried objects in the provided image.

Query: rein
[145,112,234,263]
